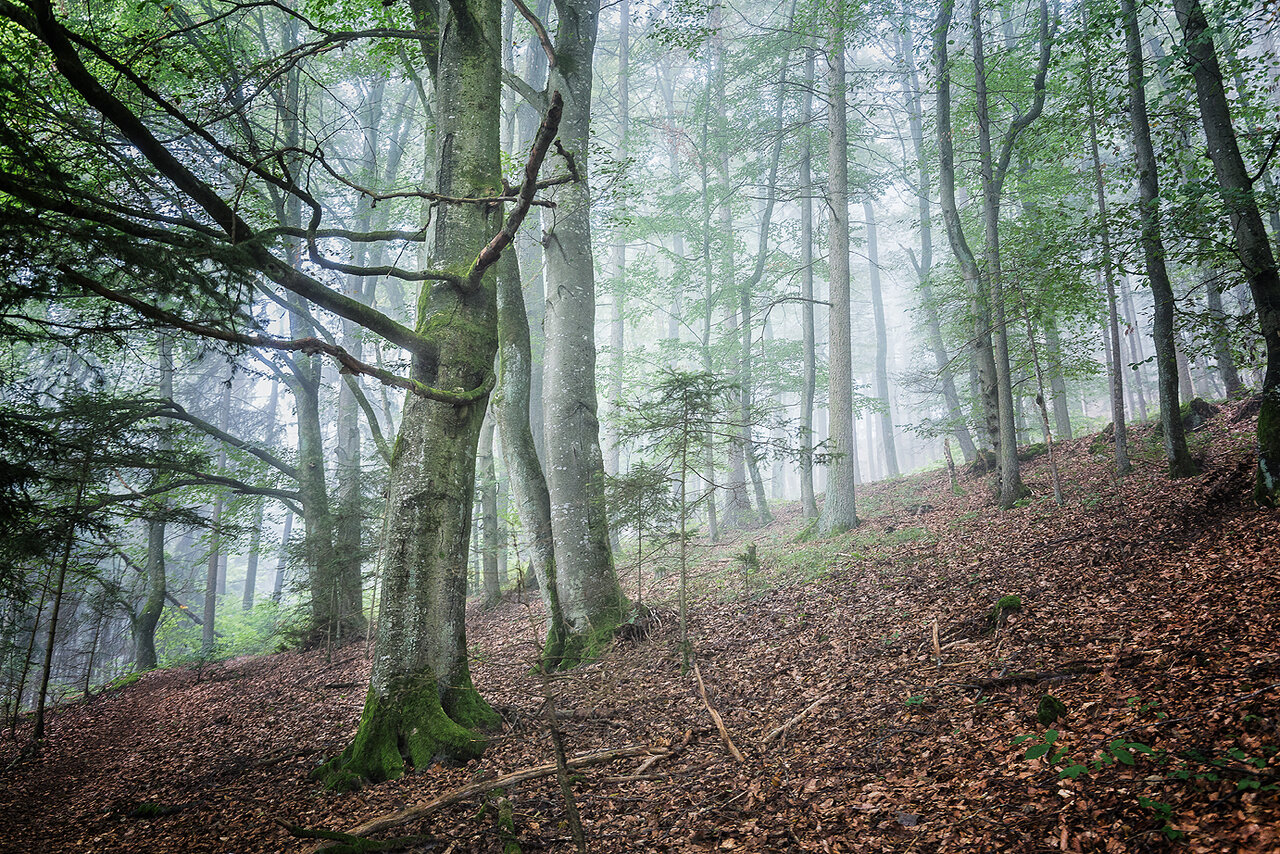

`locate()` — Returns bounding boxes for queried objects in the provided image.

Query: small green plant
[1037,695,1068,726]
[1137,797,1185,841]
[904,694,926,707]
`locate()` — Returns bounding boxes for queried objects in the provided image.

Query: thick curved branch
[65,269,494,406]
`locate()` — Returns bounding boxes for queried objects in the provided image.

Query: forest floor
[3,402,1279,853]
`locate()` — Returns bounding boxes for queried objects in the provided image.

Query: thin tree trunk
[479,415,500,607]
[864,200,899,477]
[1122,0,1196,477]
[798,48,819,518]
[1083,30,1131,474]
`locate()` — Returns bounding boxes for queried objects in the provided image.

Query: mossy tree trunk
[325,0,505,782]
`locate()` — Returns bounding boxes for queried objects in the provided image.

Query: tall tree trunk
[972,0,1040,508]
[818,10,858,534]
[495,249,570,662]
[242,381,279,610]
[1083,30,1131,474]
[605,0,629,489]
[935,0,1000,459]
[1175,0,1280,502]
[1205,271,1243,396]
[864,200,899,477]
[897,20,976,462]
[324,0,509,782]
[798,48,819,518]
[272,510,293,604]
[1041,318,1073,439]
[1122,0,1196,477]
[1120,274,1151,420]
[541,0,628,659]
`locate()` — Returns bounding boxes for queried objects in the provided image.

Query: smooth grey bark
[1083,32,1131,474]
[495,249,570,661]
[605,0,629,488]
[710,9,753,530]
[201,378,231,654]
[1122,0,1196,477]
[542,0,628,645]
[512,0,552,462]
[863,200,899,477]
[1205,274,1243,395]
[798,48,820,517]
[1175,0,1280,503]
[1041,317,1072,440]
[818,12,858,534]
[134,334,173,669]
[935,0,1000,459]
[271,510,293,603]
[736,14,797,527]
[697,55,721,544]
[897,21,977,463]
[970,0,1050,507]
[1120,274,1150,420]
[479,415,500,607]
[242,381,279,610]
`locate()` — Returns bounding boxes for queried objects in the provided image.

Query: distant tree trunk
[1122,0,1196,477]
[202,378,231,654]
[243,380,280,610]
[798,48,820,517]
[698,58,721,544]
[34,458,87,745]
[1174,0,1280,502]
[972,0,1047,507]
[479,415,500,607]
[272,510,293,603]
[1205,273,1243,396]
[864,200,899,477]
[135,334,173,667]
[542,0,629,658]
[605,0,629,491]
[819,11,858,534]
[1041,318,1072,440]
[1120,274,1151,420]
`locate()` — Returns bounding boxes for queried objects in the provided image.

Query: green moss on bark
[315,676,494,789]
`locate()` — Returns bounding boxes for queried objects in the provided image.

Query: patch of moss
[314,676,492,788]
[986,595,1022,631]
[1037,694,1068,726]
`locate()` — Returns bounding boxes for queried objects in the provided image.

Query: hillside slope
[3,405,1278,853]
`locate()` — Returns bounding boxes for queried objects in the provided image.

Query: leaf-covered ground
[3,403,1278,853]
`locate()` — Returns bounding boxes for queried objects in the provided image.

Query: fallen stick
[334,744,662,840]
[762,694,831,748]
[693,663,745,762]
[629,728,692,777]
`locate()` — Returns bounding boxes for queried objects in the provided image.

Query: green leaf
[1059,764,1089,779]
[1025,743,1051,761]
